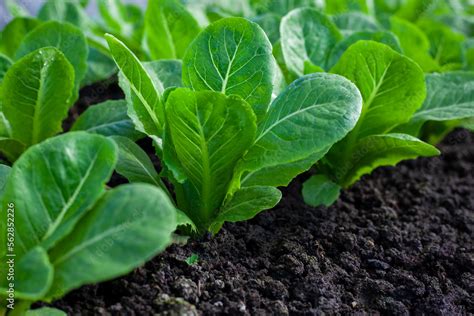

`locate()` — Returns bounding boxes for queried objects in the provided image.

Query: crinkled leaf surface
[280,8,342,74]
[48,184,176,299]
[0,132,117,258]
[183,17,274,119]
[2,47,75,147]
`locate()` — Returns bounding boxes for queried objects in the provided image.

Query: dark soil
[51,83,473,315]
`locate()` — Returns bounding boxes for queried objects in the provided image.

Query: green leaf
[144,0,200,59]
[340,134,440,187]
[0,55,12,88]
[144,60,183,91]
[238,73,362,178]
[26,307,67,316]
[280,8,342,74]
[332,12,380,36]
[0,165,10,197]
[0,138,24,162]
[330,41,426,139]
[182,17,274,119]
[1,247,53,300]
[390,17,440,72]
[210,186,281,234]
[327,31,402,69]
[82,47,117,86]
[2,47,75,147]
[106,34,164,137]
[185,253,199,265]
[71,100,142,140]
[110,136,165,189]
[252,0,322,16]
[47,184,176,299]
[0,17,40,59]
[411,72,474,122]
[5,0,30,17]
[164,89,256,230]
[1,132,117,257]
[324,0,369,14]
[302,175,341,207]
[15,21,88,98]
[253,13,281,44]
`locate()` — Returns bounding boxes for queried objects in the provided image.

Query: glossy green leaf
[164,89,256,230]
[110,136,165,190]
[280,8,342,74]
[238,73,362,178]
[210,186,281,234]
[0,17,40,59]
[47,184,176,298]
[71,100,142,140]
[411,72,474,123]
[106,34,163,137]
[302,175,341,207]
[182,17,274,119]
[2,47,75,147]
[0,132,117,257]
[15,21,88,97]
[26,307,67,316]
[333,12,379,36]
[341,134,440,186]
[0,165,11,197]
[330,41,426,139]
[144,0,200,59]
[327,31,402,69]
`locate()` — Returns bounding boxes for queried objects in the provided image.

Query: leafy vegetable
[0,17,41,59]
[0,132,177,314]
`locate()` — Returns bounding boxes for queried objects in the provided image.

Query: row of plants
[0,0,473,314]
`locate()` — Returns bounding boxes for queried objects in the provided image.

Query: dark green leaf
[302,175,341,207]
[0,165,10,196]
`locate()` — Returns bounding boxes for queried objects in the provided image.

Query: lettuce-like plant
[0,132,177,315]
[106,17,363,234]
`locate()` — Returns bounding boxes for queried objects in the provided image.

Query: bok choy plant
[106,17,363,234]
[0,132,177,315]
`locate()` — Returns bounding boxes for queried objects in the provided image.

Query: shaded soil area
[51,82,473,315]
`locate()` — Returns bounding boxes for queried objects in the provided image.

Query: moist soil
[50,81,473,315]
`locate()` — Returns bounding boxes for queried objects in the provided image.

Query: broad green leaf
[182,17,274,119]
[71,100,142,140]
[253,13,281,44]
[15,21,88,98]
[280,8,342,74]
[238,73,362,177]
[0,247,53,301]
[110,136,166,190]
[144,60,183,91]
[0,17,41,59]
[411,72,474,122]
[332,12,379,36]
[26,307,67,316]
[251,0,321,16]
[324,0,369,14]
[302,175,341,207]
[390,17,440,72]
[164,89,256,229]
[144,0,201,59]
[341,134,440,186]
[82,47,117,86]
[210,186,281,234]
[47,184,176,298]
[0,138,24,162]
[0,165,11,197]
[327,31,402,69]
[106,34,163,137]
[0,132,117,257]
[3,47,75,147]
[0,54,12,88]
[330,41,426,139]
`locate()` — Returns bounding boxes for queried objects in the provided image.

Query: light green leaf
[332,12,379,36]
[0,18,40,59]
[327,31,402,69]
[5,0,30,17]
[302,175,341,207]
[144,60,183,91]
[71,100,143,140]
[26,307,67,316]
[280,8,342,74]
[164,89,256,230]
[210,186,281,234]
[15,21,88,98]
[47,184,176,299]
[411,72,474,122]
[238,73,362,177]
[3,47,75,147]
[1,132,117,257]
[324,0,369,14]
[182,17,274,119]
[106,34,164,137]
[144,0,200,59]
[331,41,426,139]
[0,165,10,196]
[110,136,165,190]
[341,133,440,187]
[253,13,281,44]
